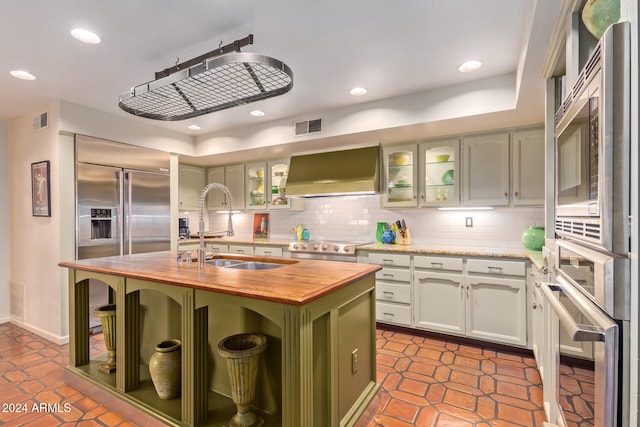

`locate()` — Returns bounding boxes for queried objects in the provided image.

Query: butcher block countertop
[59,251,381,306]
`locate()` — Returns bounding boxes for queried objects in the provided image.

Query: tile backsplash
[184,195,544,253]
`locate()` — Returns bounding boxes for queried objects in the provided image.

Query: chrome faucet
[198,183,234,267]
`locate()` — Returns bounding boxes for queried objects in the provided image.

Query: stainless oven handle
[539,281,605,342]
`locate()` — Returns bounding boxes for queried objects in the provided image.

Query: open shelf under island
[59,252,381,427]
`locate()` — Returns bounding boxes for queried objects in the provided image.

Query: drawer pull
[431,262,443,267]
[487,266,503,271]
[382,273,394,278]
[382,259,394,264]
[382,291,395,295]
[263,251,272,255]
[383,312,395,317]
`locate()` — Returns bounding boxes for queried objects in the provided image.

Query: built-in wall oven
[554,21,630,254]
[540,239,629,427]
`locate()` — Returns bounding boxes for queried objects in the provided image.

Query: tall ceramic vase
[94,304,116,374]
[217,334,267,427]
[149,339,182,400]
[521,226,545,251]
[376,222,386,243]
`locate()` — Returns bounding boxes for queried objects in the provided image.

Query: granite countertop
[179,236,291,246]
[357,242,544,265]
[59,252,380,306]
[180,237,546,265]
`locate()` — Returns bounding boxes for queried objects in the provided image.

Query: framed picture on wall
[31,160,51,217]
[253,213,269,239]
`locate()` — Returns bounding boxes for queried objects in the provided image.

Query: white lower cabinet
[228,245,254,255]
[414,270,465,334]
[254,246,283,257]
[465,274,527,347]
[367,252,412,326]
[414,255,528,348]
[207,243,229,254]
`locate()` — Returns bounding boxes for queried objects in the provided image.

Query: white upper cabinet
[462,133,510,206]
[246,160,303,211]
[178,164,205,211]
[206,167,226,210]
[225,164,246,211]
[268,159,303,210]
[206,164,245,211]
[246,162,268,210]
[511,129,545,206]
[381,144,418,208]
[419,139,460,207]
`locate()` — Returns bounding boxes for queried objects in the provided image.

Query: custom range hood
[286,145,380,197]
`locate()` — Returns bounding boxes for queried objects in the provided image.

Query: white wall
[7,102,195,343]
[0,121,10,323]
[8,103,67,342]
[199,195,545,254]
[59,101,195,155]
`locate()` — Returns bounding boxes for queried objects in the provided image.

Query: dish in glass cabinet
[434,154,450,162]
[441,169,454,185]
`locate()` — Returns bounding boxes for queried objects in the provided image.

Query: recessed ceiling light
[187,124,201,131]
[350,87,368,96]
[10,70,36,80]
[250,110,265,117]
[458,60,482,73]
[71,28,101,44]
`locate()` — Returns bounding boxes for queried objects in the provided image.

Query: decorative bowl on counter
[434,154,450,162]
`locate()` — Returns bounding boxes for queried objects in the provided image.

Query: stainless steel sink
[206,257,286,270]
[223,261,284,270]
[206,259,244,267]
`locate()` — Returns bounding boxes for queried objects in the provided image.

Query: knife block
[396,228,412,245]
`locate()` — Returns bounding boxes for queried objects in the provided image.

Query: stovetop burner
[288,240,372,256]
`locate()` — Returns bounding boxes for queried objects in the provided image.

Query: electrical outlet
[351,349,358,374]
[466,217,473,228]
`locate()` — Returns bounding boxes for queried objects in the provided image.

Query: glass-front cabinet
[268,159,291,210]
[246,162,267,210]
[245,160,303,210]
[381,144,418,208]
[419,139,460,207]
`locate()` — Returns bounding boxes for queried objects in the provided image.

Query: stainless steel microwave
[554,22,630,255]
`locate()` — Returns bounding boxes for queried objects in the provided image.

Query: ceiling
[1,1,561,143]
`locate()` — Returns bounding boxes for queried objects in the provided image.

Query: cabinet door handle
[531,302,541,310]
[504,192,508,199]
[514,191,519,198]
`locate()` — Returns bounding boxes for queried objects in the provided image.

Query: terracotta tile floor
[0,323,546,426]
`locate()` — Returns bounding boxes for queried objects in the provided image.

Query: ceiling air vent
[294,118,323,136]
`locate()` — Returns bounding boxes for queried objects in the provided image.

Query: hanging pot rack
[118,34,293,121]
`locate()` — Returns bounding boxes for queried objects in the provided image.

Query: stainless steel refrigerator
[76,136,171,329]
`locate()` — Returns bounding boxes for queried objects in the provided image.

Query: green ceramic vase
[521,226,545,251]
[582,0,620,39]
[376,222,386,243]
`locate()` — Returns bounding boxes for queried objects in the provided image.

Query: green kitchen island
[59,252,380,427]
